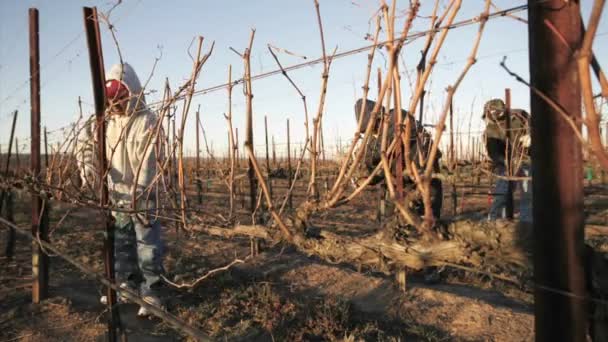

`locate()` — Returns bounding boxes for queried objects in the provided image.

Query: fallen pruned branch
[161,258,247,289]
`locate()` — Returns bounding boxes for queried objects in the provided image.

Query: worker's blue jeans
[488,164,532,223]
[113,214,164,296]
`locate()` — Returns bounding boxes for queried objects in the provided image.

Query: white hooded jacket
[77,63,160,208]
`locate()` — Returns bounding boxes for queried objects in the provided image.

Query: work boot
[100,282,137,305]
[136,294,163,317]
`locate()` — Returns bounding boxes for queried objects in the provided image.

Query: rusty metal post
[84,6,121,341]
[287,119,292,209]
[504,89,514,219]
[29,8,49,304]
[264,115,273,200]
[528,1,587,341]
[196,105,202,204]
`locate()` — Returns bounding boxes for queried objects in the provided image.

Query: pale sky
[1,0,607,158]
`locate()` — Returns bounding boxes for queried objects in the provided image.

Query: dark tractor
[353,98,443,219]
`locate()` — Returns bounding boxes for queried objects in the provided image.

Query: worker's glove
[519,134,531,148]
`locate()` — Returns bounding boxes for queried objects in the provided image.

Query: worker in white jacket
[77,62,164,317]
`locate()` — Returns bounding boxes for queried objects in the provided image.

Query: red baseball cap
[105,79,130,101]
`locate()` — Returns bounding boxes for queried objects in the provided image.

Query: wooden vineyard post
[528,1,587,340]
[84,6,123,341]
[29,7,50,304]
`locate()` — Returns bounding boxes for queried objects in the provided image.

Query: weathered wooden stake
[29,7,49,304]
[84,6,122,341]
[529,1,586,340]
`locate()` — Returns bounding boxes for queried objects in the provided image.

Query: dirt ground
[1,165,607,341]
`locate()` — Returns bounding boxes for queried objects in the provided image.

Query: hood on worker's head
[482,98,505,122]
[106,62,146,115]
